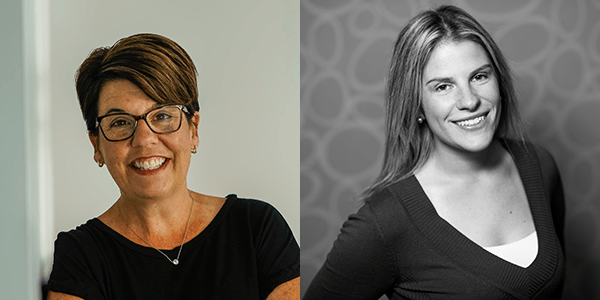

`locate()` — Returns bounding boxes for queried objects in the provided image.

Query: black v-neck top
[46,195,299,300]
[304,140,565,299]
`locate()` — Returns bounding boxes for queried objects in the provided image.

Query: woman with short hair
[46,33,300,300]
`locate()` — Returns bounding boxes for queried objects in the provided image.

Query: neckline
[484,230,537,251]
[90,194,238,258]
[484,231,538,269]
[388,139,559,297]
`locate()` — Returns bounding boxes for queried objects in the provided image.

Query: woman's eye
[434,84,451,92]
[154,113,174,121]
[110,118,132,128]
[472,73,489,82]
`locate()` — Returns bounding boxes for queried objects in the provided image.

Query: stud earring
[97,161,104,167]
[191,146,197,154]
[417,116,425,124]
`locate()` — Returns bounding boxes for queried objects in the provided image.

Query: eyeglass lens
[99,106,183,141]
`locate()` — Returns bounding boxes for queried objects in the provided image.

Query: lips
[131,157,167,171]
[452,112,488,128]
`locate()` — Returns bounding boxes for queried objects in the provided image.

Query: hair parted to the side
[362,5,525,200]
[76,33,199,136]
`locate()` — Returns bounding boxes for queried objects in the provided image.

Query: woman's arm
[303,202,395,299]
[46,291,84,300]
[267,277,300,300]
[48,278,301,300]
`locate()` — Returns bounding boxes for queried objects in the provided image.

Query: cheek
[483,80,501,103]
[101,143,127,165]
[169,134,193,156]
[422,97,451,121]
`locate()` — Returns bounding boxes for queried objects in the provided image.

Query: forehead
[97,79,157,114]
[423,40,491,80]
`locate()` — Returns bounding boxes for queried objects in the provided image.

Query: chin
[132,190,167,200]
[127,183,173,199]
[458,135,496,153]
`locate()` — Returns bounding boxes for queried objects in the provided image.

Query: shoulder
[530,143,559,172]
[503,139,563,212]
[221,195,299,288]
[348,185,409,244]
[305,190,398,297]
[224,194,285,221]
[503,139,556,164]
[54,219,105,249]
[503,138,560,177]
[361,188,397,221]
[221,194,294,236]
[226,194,277,210]
[48,220,109,299]
[52,219,113,269]
[362,176,419,220]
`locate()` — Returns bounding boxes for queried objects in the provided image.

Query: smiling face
[421,40,501,156]
[90,79,199,200]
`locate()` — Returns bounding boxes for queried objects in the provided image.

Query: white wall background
[2,0,52,298]
[50,0,299,241]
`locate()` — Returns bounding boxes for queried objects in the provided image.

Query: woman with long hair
[304,5,564,299]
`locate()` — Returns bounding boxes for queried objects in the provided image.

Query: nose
[456,86,480,111]
[131,118,158,147]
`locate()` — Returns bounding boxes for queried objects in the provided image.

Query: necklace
[118,191,195,265]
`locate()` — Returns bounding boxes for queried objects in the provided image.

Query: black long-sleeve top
[304,140,565,299]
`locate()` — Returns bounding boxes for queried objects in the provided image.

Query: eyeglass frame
[95,104,192,142]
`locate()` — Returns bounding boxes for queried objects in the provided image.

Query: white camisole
[483,231,538,268]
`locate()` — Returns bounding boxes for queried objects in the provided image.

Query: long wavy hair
[362,5,525,199]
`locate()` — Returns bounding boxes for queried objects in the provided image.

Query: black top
[46,195,299,300]
[304,140,565,299]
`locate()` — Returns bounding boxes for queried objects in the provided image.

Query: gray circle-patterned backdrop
[300,0,600,298]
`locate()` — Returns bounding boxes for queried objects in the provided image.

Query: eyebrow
[424,63,493,86]
[102,103,163,116]
[104,108,127,115]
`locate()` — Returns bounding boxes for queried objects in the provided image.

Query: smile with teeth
[131,157,167,171]
[454,114,486,127]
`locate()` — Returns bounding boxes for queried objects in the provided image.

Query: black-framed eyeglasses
[96,105,191,142]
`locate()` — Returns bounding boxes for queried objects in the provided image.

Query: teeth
[456,115,485,127]
[132,157,166,171]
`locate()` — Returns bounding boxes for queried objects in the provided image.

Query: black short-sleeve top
[46,195,299,300]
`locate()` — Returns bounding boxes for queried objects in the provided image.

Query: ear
[190,112,200,148]
[88,133,104,165]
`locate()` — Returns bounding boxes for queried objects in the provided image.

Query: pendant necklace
[118,190,195,265]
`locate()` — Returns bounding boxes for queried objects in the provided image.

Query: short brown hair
[76,33,199,135]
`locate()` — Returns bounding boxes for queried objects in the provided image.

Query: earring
[191,146,197,154]
[97,161,104,167]
[417,116,425,124]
